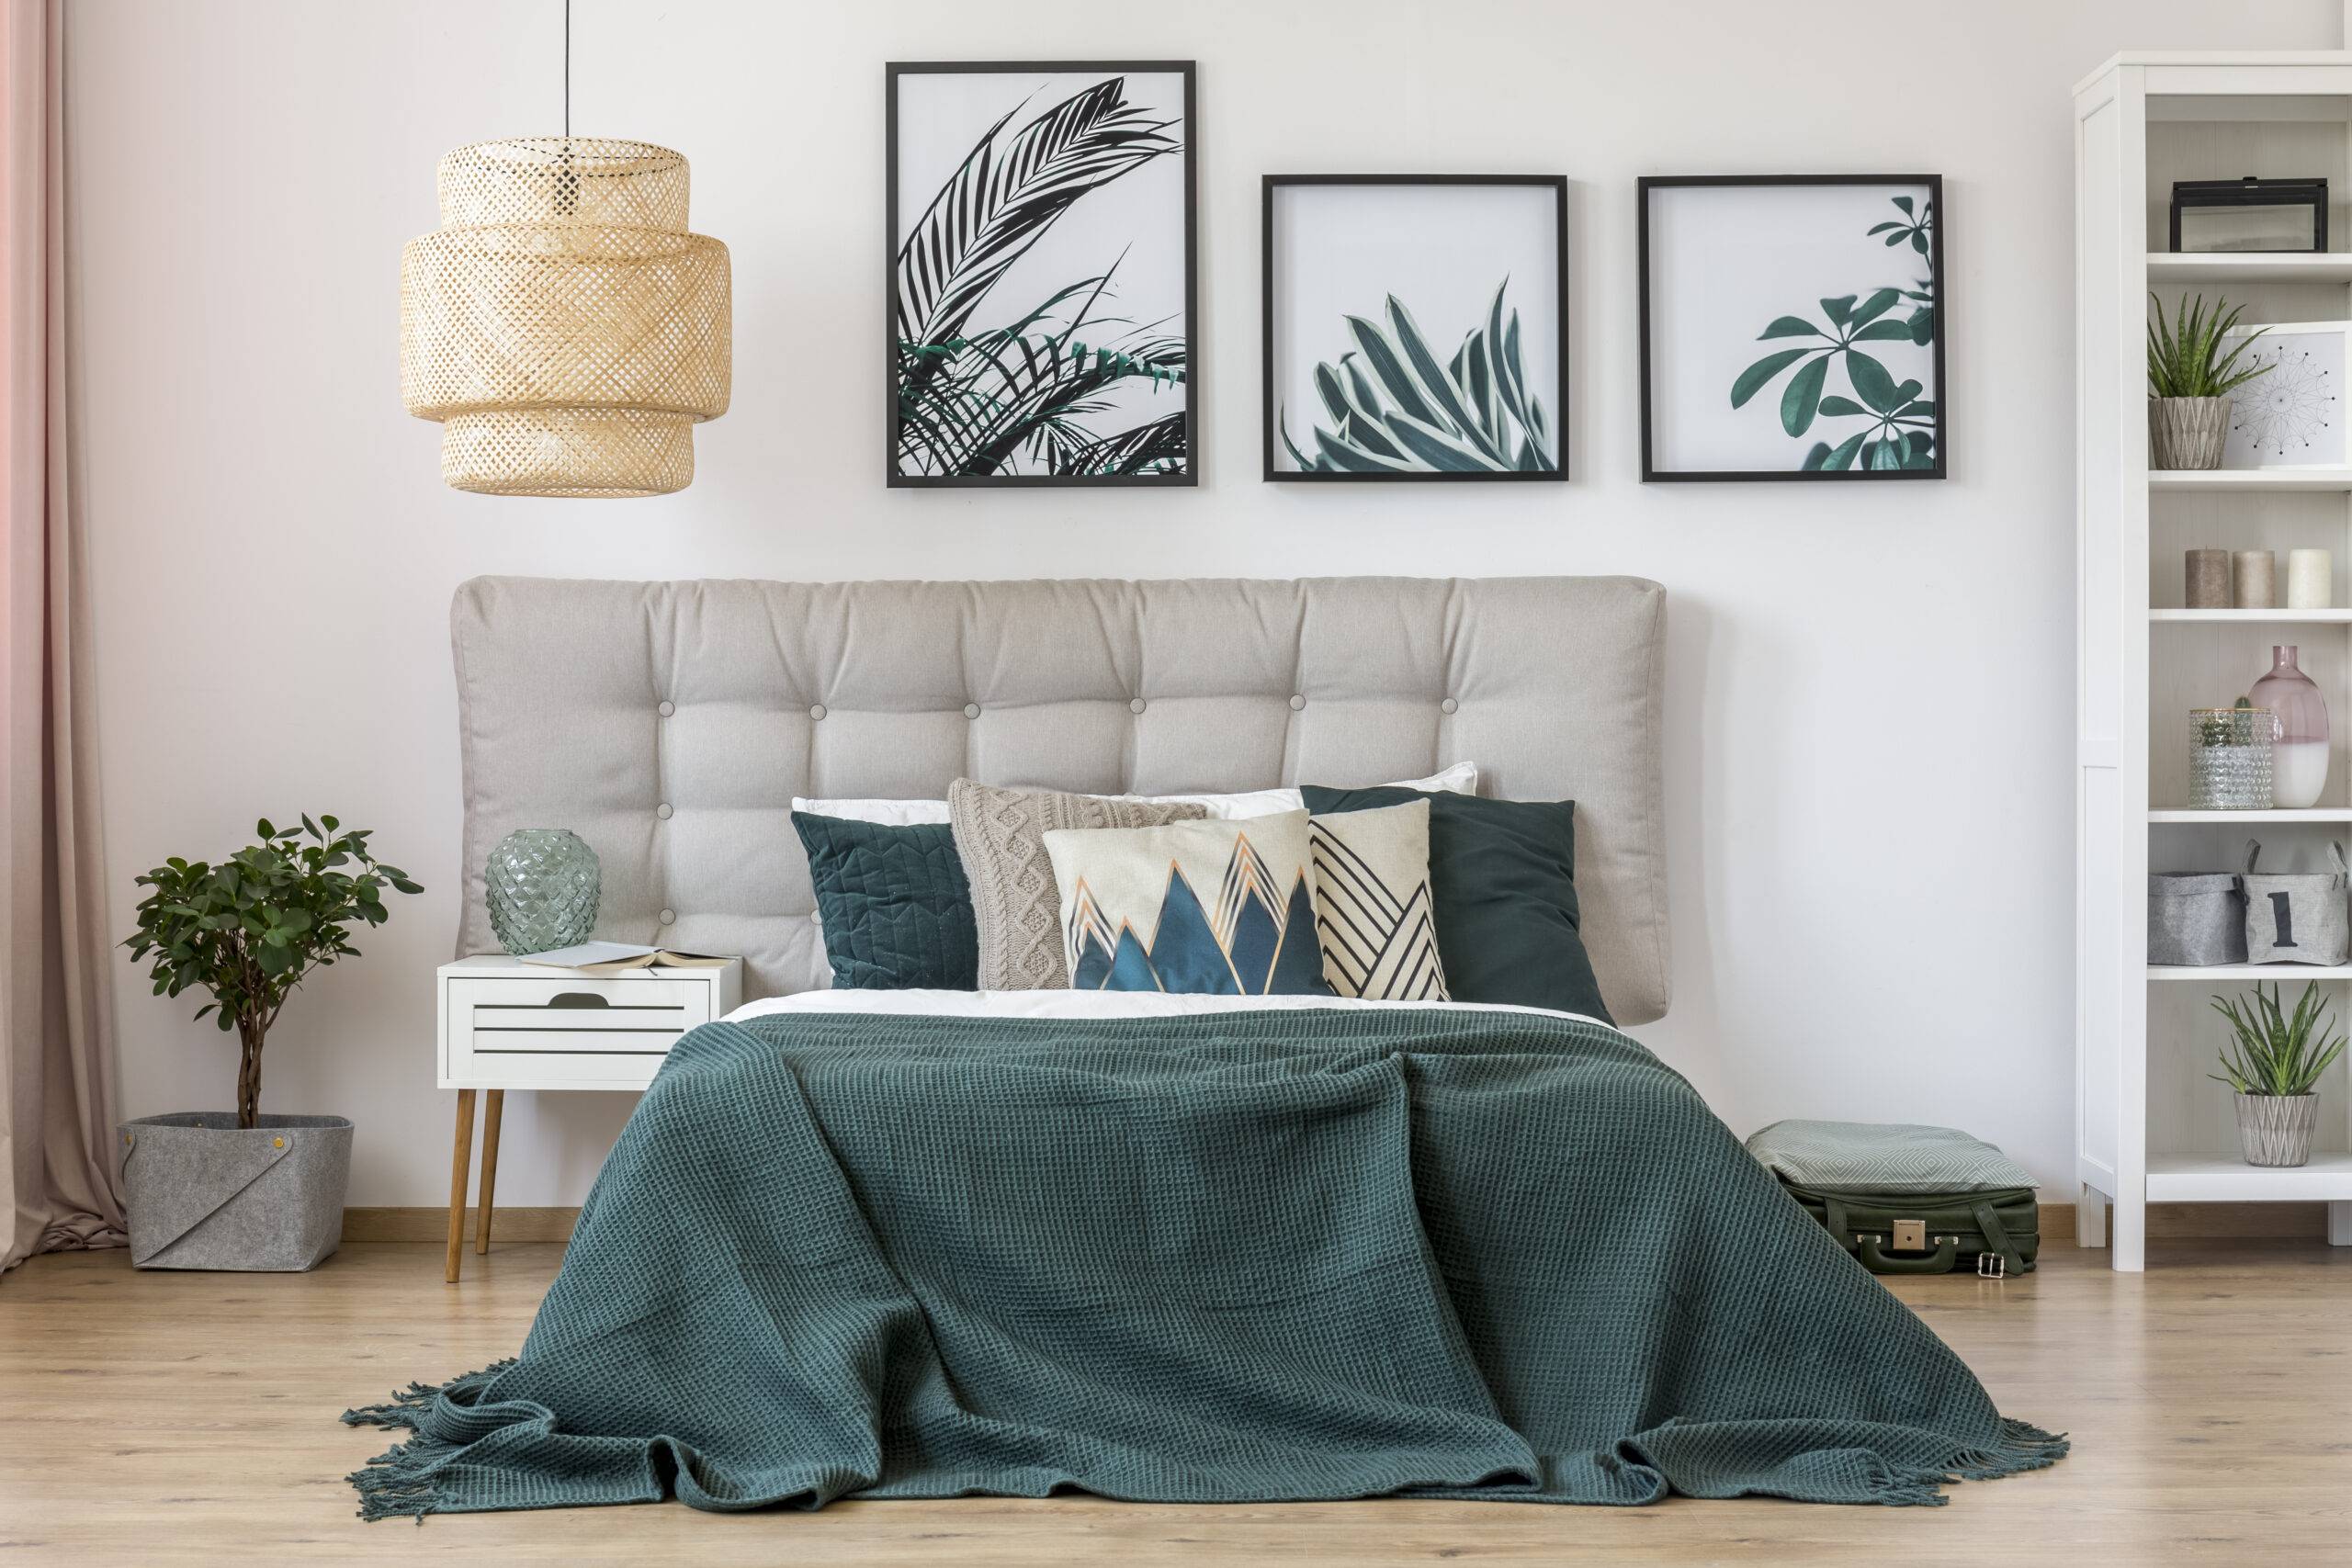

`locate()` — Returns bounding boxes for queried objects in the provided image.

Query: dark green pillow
[790,812,978,991]
[1299,785,1611,1025]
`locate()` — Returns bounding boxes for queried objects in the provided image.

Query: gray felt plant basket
[2148,871,2247,965]
[2240,839,2350,965]
[119,1112,351,1271]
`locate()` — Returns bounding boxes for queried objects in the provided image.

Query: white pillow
[1116,761,1479,820]
[790,796,951,827]
[795,761,1478,827]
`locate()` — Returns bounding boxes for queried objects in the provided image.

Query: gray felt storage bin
[2148,872,2246,965]
[119,1112,351,1271]
[2241,840,2351,965]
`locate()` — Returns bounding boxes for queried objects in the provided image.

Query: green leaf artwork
[1280,278,1556,474]
[1729,195,1939,471]
[894,75,1188,479]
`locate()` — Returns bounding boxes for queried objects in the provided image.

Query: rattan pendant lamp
[399,2,730,497]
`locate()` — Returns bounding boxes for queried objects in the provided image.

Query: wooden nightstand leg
[445,1089,475,1284]
[475,1089,503,1255]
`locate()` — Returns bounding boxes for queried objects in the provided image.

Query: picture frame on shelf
[1261,175,1567,481]
[886,61,1196,488]
[1638,174,1946,481]
[2221,320,2347,469]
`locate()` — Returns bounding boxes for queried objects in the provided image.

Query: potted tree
[119,816,422,1270]
[2210,982,2346,1168]
[2147,293,2269,469]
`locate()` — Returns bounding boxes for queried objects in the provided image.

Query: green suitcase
[1746,1120,2040,1277]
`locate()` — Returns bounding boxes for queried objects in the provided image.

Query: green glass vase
[485,829,600,954]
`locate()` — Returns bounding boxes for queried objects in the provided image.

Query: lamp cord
[562,0,571,138]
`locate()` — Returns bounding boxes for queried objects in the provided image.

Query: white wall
[66,0,2343,1207]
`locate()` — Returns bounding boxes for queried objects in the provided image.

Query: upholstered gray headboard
[450,576,1670,1023]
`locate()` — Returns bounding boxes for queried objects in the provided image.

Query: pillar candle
[2233,549,2278,609]
[2186,548,2233,608]
[2289,548,2334,609]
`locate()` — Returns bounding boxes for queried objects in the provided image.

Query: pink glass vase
[2249,646,2330,808]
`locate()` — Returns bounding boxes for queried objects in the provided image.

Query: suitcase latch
[1892,1219,1928,1252]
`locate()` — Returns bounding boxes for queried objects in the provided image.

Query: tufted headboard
[449,576,1670,1023]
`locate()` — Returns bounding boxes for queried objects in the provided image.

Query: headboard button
[808,703,827,721]
[1441,697,1458,715]
[964,703,981,719]
[1129,697,1146,715]
[655,803,673,819]
[659,908,676,926]
[1289,694,1306,711]
[657,700,675,717]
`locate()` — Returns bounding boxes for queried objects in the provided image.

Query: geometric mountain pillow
[1041,810,1329,995]
[1307,799,1449,1000]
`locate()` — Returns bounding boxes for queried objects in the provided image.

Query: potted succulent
[2146,293,2269,469]
[119,816,422,1270]
[2210,981,2346,1168]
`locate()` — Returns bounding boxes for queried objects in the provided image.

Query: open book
[514,942,735,975]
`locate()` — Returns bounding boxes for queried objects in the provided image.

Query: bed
[341,576,2062,1520]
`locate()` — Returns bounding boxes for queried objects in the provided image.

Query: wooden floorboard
[2,1236,2347,1565]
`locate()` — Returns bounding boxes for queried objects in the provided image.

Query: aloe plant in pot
[2147,293,2269,469]
[2210,982,2346,1168]
[119,816,421,1269]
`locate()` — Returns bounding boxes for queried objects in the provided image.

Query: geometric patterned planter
[2233,1093,2319,1168]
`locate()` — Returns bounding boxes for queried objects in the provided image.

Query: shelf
[2150,807,2352,822]
[2146,1152,2352,1201]
[2150,608,2352,623]
[2146,252,2352,284]
[2149,964,2352,979]
[2150,468,2352,491]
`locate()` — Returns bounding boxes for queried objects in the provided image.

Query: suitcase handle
[1856,1235,1958,1274]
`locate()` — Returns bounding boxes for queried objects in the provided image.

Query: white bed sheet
[726,987,1616,1035]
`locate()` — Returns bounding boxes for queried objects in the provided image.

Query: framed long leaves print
[1639,175,1946,481]
[888,62,1196,488]
[1263,175,1567,481]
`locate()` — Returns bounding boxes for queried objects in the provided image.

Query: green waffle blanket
[345,1008,2064,1519]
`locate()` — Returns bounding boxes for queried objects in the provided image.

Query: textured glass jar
[2248,646,2330,808]
[485,829,601,954]
[2188,706,2277,810]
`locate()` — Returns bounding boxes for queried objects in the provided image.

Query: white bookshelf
[2077,52,2352,1269]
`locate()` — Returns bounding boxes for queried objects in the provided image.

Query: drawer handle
[546,992,611,1010]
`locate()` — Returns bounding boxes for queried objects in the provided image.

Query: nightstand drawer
[451,975,710,1026]
[448,975,709,1052]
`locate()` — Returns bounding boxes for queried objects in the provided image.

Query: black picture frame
[886,61,1199,489]
[1637,174,1947,483]
[1261,174,1569,482]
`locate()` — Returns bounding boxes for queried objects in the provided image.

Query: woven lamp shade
[400,138,730,497]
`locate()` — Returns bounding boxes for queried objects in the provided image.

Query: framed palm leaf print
[1263,175,1567,481]
[1638,175,1946,480]
[888,62,1196,487]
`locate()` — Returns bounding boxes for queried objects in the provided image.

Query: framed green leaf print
[888,62,1195,487]
[1639,175,1946,481]
[1262,175,1568,482]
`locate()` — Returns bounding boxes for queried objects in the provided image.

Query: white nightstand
[435,954,743,1282]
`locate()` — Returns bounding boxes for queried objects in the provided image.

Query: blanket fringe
[1875,1418,2072,1507]
[340,1360,516,1523]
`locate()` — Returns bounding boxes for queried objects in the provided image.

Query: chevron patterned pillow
[1306,800,1448,1001]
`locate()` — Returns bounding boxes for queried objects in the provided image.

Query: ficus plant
[123,816,422,1130]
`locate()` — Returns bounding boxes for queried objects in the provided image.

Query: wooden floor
[2,1237,2347,1566]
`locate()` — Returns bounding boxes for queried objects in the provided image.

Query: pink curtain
[2,0,122,1273]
